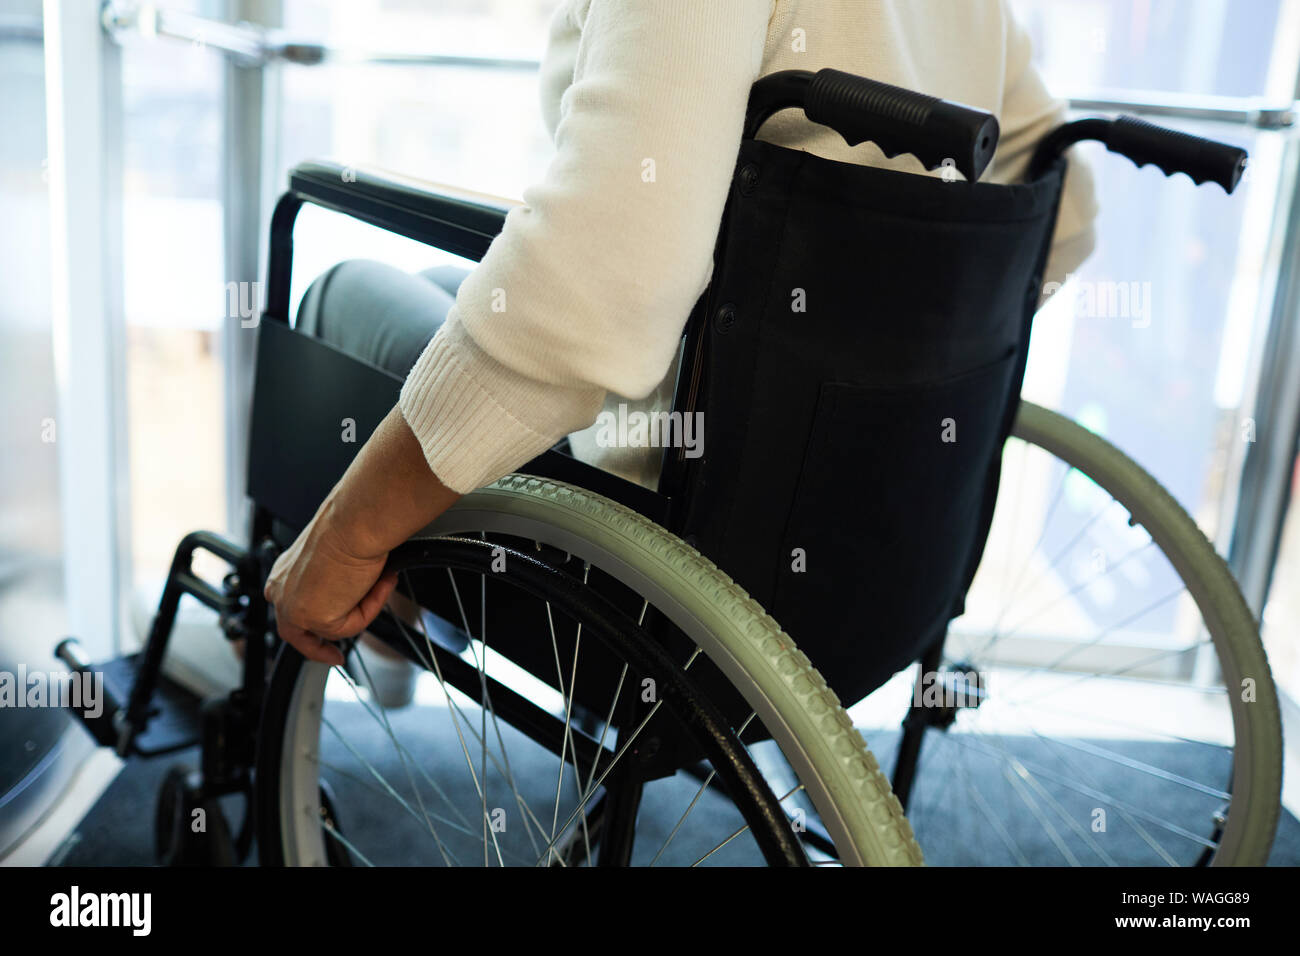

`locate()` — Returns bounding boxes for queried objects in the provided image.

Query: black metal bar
[243,522,277,717]
[172,572,226,612]
[554,793,605,866]
[659,298,711,519]
[598,687,648,866]
[53,638,125,749]
[132,734,207,760]
[264,192,302,324]
[743,69,815,139]
[288,161,512,259]
[1027,118,1112,181]
[891,636,946,812]
[1027,116,1248,191]
[118,531,247,756]
[187,529,247,565]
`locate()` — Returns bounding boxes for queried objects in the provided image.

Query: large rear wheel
[874,401,1281,865]
[257,477,923,866]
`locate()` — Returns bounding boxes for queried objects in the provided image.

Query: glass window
[940,2,1299,668]
[1008,0,1298,557]
[1009,0,1298,100]
[0,0,69,842]
[1021,120,1280,548]
[115,0,227,588]
[275,3,561,188]
[275,0,563,319]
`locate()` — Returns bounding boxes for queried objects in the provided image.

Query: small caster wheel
[155,764,237,866]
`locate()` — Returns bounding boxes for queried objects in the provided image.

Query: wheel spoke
[996,539,1157,645]
[689,784,804,867]
[988,439,1033,641]
[991,702,1185,866]
[978,495,1115,658]
[320,818,376,867]
[649,711,757,867]
[947,730,1217,851]
[1008,635,1209,707]
[316,760,489,845]
[996,456,1071,623]
[533,697,666,866]
[1002,754,1080,865]
[479,557,489,865]
[319,713,459,866]
[950,735,1031,865]
[343,652,457,866]
[393,578,555,861]
[549,562,591,859]
[331,643,475,833]
[999,697,1231,751]
[399,570,503,865]
[284,528,894,867]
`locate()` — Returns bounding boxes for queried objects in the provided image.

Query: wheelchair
[55,69,1281,866]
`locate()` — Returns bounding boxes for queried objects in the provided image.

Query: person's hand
[263,500,398,667]
[262,405,463,664]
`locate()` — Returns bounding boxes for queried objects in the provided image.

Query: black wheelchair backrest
[665,138,1066,705]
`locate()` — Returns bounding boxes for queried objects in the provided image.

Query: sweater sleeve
[400,0,772,494]
[994,2,1100,292]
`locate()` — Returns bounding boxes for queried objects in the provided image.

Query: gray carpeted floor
[52,704,1300,867]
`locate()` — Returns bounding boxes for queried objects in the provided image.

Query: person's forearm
[320,405,461,558]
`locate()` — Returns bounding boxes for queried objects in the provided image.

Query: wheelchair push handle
[806,69,1001,182]
[1105,115,1248,192]
[745,69,1000,182]
[1028,115,1248,192]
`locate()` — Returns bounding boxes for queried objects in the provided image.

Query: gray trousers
[296,259,470,378]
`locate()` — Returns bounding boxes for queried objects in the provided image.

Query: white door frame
[42,0,130,657]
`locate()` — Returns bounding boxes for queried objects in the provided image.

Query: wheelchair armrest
[288,160,519,261]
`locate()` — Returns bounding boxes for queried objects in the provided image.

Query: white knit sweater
[399,0,1099,494]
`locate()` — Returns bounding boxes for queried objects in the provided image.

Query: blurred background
[1,0,1297,862]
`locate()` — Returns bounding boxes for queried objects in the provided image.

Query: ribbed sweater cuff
[398,319,604,494]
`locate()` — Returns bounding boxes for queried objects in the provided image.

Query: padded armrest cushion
[289,160,518,261]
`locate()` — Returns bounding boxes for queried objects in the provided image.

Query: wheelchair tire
[886,401,1281,866]
[257,476,923,867]
[1008,401,1282,865]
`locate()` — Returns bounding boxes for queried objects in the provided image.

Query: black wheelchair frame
[53,68,1248,865]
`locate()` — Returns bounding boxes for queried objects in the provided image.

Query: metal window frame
[42,0,131,656]
[1229,134,1300,617]
[221,0,281,544]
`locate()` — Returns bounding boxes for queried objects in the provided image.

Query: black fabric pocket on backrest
[672,141,1067,710]
[768,350,1018,704]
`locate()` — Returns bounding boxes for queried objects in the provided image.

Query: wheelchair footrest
[104,655,205,756]
[60,649,205,757]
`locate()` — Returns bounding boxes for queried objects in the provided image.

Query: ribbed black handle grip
[803,68,1000,182]
[1106,116,1247,192]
